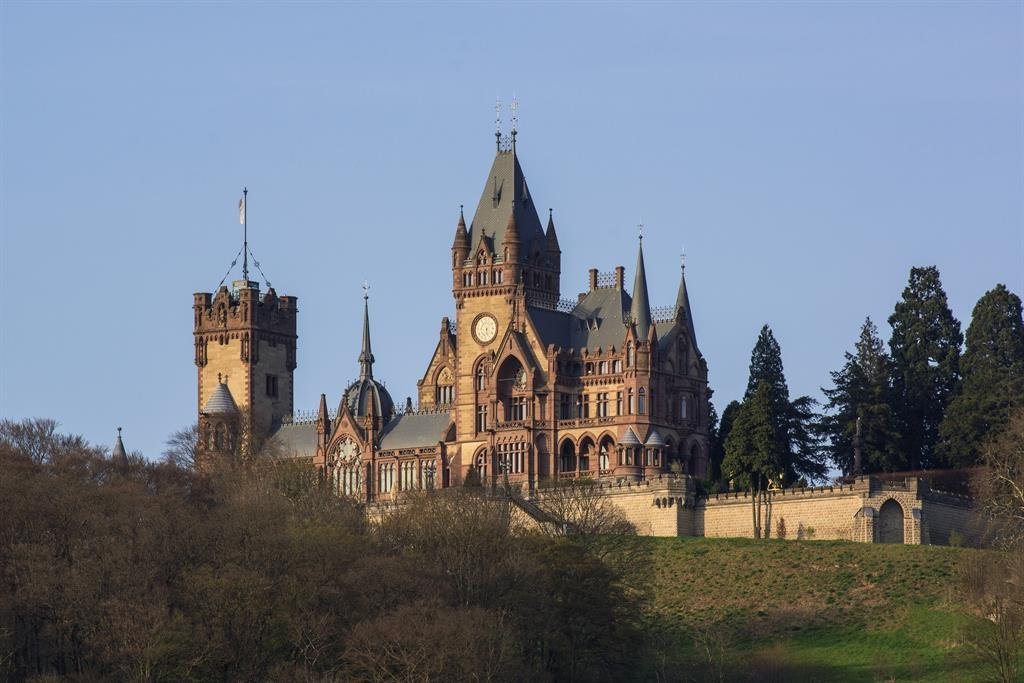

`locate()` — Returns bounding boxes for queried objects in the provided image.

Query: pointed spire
[630,233,652,340]
[675,250,694,332]
[545,208,560,253]
[358,284,374,380]
[112,426,128,465]
[452,205,469,258]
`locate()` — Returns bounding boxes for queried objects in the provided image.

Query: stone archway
[878,499,905,544]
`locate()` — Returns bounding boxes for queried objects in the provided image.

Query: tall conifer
[742,325,824,484]
[939,284,1024,467]
[888,266,962,470]
[820,318,903,474]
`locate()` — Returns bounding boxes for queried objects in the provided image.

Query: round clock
[473,314,498,344]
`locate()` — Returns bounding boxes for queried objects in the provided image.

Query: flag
[238,195,246,225]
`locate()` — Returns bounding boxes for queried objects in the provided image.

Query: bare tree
[534,478,635,540]
[162,423,199,470]
[958,550,1024,682]
[977,407,1024,548]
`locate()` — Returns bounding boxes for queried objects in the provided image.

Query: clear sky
[1,1,1021,460]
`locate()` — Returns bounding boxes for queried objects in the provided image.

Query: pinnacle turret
[452,205,469,261]
[545,209,560,253]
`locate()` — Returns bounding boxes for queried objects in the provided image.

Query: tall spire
[358,283,374,379]
[630,230,652,339]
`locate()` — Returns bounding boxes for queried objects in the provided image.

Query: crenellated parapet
[193,284,297,369]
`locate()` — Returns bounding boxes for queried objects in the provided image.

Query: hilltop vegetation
[2,418,1021,682]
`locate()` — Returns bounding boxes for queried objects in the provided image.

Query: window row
[462,269,506,287]
[375,460,437,494]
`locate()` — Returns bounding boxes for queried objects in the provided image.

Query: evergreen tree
[705,402,723,485]
[939,284,1024,467]
[723,382,785,537]
[820,318,903,475]
[743,325,825,484]
[709,400,741,487]
[888,266,963,469]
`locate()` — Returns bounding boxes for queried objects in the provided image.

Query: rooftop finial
[362,280,370,301]
[638,221,644,243]
[681,245,687,271]
[510,96,518,149]
[495,97,502,149]
[117,426,122,437]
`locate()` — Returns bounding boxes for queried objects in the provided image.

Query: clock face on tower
[473,314,498,344]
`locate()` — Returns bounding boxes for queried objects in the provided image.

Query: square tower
[193,279,298,452]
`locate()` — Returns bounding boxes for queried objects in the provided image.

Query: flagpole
[242,187,249,283]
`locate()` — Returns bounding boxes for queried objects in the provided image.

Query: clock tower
[447,130,562,451]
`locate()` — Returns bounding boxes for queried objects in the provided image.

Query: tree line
[0,418,655,681]
[706,267,1024,499]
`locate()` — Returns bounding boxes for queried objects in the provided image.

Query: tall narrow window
[476,405,488,432]
[628,389,635,415]
[626,344,634,367]
[596,392,609,417]
[615,391,623,416]
[265,374,278,398]
[560,394,572,420]
[638,388,647,415]
[680,395,689,422]
[476,366,487,391]
[510,396,526,421]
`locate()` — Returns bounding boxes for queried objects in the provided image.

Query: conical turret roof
[112,427,128,465]
[630,239,652,339]
[203,382,238,414]
[545,209,560,253]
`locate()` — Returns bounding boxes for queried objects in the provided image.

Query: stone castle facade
[192,127,974,545]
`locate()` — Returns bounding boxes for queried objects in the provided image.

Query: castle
[190,124,975,545]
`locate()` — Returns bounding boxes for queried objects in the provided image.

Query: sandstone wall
[697,487,866,540]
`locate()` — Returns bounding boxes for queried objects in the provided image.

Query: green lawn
[624,536,1000,681]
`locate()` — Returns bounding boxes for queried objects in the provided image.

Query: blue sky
[2,1,1021,459]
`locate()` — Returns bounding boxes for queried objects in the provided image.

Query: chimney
[614,266,625,290]
[588,268,598,291]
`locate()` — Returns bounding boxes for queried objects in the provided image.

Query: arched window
[679,394,689,421]
[638,388,647,415]
[435,367,454,405]
[476,364,487,391]
[626,343,635,367]
[559,440,576,473]
[628,389,635,415]
[599,438,612,471]
[332,439,362,497]
[496,357,528,422]
[378,462,395,493]
[475,450,488,481]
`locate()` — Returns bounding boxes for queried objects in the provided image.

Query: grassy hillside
[632,536,989,682]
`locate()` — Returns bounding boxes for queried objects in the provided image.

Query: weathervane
[637,221,645,243]
[681,245,687,271]
[362,280,370,300]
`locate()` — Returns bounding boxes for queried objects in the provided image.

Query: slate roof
[619,427,642,446]
[271,422,318,459]
[467,149,545,261]
[527,287,633,352]
[378,412,454,451]
[203,383,238,414]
